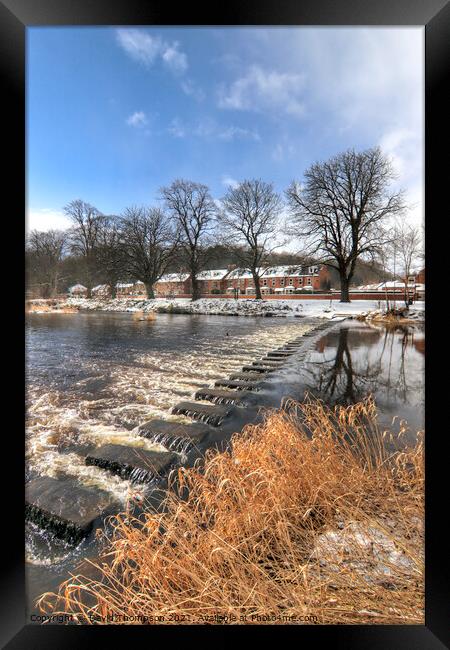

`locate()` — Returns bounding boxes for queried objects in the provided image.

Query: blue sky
[27,27,423,232]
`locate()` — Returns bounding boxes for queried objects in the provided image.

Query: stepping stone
[85,445,177,483]
[266,350,294,357]
[194,387,249,405]
[25,476,115,545]
[172,401,232,427]
[252,358,284,366]
[215,379,261,390]
[229,371,267,381]
[242,365,276,373]
[137,419,210,452]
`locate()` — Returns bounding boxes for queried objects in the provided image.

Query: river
[25,311,424,609]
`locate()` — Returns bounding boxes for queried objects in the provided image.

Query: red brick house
[68,284,88,297]
[225,265,330,295]
[154,273,191,297]
[116,282,135,297]
[195,269,230,294]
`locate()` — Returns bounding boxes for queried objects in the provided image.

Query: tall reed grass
[38,396,424,624]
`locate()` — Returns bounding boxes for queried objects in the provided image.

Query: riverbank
[41,296,425,321]
[38,397,424,625]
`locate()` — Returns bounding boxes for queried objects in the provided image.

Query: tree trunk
[86,285,92,299]
[111,284,117,299]
[339,274,350,302]
[191,275,200,301]
[145,282,155,299]
[253,273,262,300]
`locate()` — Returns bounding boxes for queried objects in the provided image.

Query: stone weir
[25,476,118,545]
[25,319,337,545]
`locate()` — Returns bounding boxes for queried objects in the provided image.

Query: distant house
[226,265,330,295]
[154,273,191,297]
[115,282,135,297]
[353,279,424,300]
[133,281,146,295]
[92,284,111,298]
[68,284,88,297]
[196,269,231,294]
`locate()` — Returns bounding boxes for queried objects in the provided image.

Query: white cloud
[217,125,260,141]
[161,42,188,73]
[218,28,423,227]
[26,209,72,233]
[221,175,240,189]
[218,65,306,118]
[126,111,148,127]
[116,29,188,74]
[181,79,205,101]
[116,29,162,66]
[272,140,296,163]
[168,117,260,142]
[168,117,186,138]
[379,128,421,180]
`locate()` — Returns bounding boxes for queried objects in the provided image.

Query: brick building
[226,265,330,295]
[195,269,231,294]
[116,282,135,297]
[154,273,191,297]
[92,284,111,298]
[68,284,88,297]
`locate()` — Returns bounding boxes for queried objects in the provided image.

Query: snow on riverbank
[61,297,425,320]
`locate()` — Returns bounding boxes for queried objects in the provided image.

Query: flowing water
[25,312,314,575]
[25,311,424,609]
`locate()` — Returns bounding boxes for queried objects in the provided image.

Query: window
[289,278,293,285]
[272,279,276,287]
[263,278,267,286]
[280,278,285,286]
[307,278,312,285]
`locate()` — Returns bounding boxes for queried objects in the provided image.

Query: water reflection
[303,323,424,433]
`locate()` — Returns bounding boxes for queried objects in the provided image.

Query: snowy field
[61,297,425,321]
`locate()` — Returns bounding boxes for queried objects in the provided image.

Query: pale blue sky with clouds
[27,26,424,231]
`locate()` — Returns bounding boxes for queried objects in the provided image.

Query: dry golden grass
[37,396,424,625]
[26,300,78,314]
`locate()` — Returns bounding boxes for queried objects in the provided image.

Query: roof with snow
[157,273,190,283]
[69,284,87,292]
[227,265,320,280]
[196,269,231,281]
[355,281,416,291]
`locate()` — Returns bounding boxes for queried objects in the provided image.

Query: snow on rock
[310,521,418,584]
[55,296,426,321]
[62,297,394,319]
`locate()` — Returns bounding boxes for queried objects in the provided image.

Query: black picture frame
[3,0,448,646]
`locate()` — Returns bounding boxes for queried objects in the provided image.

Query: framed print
[1,0,448,646]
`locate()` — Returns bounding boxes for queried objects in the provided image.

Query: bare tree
[218,179,284,300]
[64,200,105,297]
[26,229,67,297]
[95,215,125,298]
[390,219,423,307]
[120,206,179,298]
[161,180,216,301]
[286,147,406,302]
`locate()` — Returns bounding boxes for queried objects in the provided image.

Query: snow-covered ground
[62,297,425,321]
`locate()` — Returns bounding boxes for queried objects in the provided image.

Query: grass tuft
[37,396,424,625]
